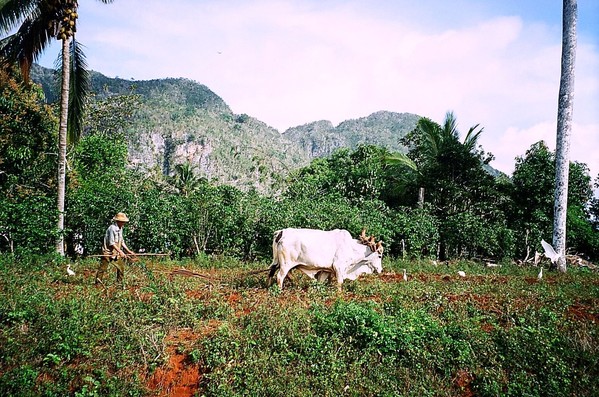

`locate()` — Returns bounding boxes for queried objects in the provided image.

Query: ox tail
[268,263,279,279]
[273,229,283,244]
[268,230,284,280]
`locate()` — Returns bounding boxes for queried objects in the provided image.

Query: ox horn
[359,228,368,243]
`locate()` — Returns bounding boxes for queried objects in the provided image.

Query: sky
[37,0,599,179]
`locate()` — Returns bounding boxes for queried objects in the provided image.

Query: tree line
[1,67,598,265]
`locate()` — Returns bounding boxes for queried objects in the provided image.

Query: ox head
[359,229,384,273]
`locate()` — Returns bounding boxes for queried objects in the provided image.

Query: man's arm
[111,243,128,258]
[122,241,136,256]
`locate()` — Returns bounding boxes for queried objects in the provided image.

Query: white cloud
[491,121,599,179]
[37,0,599,179]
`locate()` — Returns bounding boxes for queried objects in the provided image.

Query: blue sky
[37,0,599,178]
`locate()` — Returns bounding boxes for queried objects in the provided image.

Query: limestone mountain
[30,65,420,193]
[285,111,420,158]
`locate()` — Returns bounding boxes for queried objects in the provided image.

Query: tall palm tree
[420,111,483,159]
[0,0,114,255]
[553,0,577,273]
[385,111,483,207]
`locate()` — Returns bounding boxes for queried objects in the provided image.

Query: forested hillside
[2,64,597,262]
[2,54,599,397]
[30,64,419,193]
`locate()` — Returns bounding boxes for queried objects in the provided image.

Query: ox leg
[316,270,332,283]
[275,246,291,290]
[276,264,293,290]
[333,267,344,292]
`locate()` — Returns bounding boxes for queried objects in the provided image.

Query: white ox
[268,228,384,290]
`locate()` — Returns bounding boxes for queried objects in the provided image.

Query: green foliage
[476,308,578,396]
[389,206,440,258]
[4,64,599,263]
[312,301,399,351]
[511,141,596,258]
[0,67,58,256]
[567,205,599,258]
[129,186,185,255]
[1,252,599,396]
[285,145,390,203]
[0,366,39,397]
[0,71,56,253]
[0,69,57,197]
[84,92,141,137]
[67,133,135,255]
[168,161,206,197]
[443,211,515,259]
[397,112,515,260]
[192,262,599,396]
[73,133,129,177]
[0,191,56,254]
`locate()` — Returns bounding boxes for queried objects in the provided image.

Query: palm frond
[0,12,54,81]
[418,118,441,157]
[384,152,418,172]
[463,124,483,153]
[0,0,37,34]
[67,38,90,144]
[442,111,459,140]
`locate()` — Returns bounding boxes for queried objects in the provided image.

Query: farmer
[95,212,137,285]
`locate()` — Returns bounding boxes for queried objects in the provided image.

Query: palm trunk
[56,37,71,256]
[553,0,577,273]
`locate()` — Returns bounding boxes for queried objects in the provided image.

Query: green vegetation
[0,68,58,254]
[4,65,599,262]
[2,50,599,397]
[0,255,597,396]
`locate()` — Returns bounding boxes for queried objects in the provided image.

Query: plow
[85,252,271,283]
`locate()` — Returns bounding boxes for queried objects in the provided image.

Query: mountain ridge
[31,64,420,193]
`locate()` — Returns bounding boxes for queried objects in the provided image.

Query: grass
[0,254,598,396]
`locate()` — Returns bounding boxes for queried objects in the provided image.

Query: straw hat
[113,212,129,222]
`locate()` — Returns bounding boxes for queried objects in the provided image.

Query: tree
[553,0,577,272]
[0,67,57,196]
[283,145,391,204]
[0,67,57,253]
[66,92,140,256]
[510,142,555,257]
[591,175,599,232]
[511,141,594,261]
[395,112,510,260]
[0,0,114,256]
[169,161,206,197]
[391,112,486,206]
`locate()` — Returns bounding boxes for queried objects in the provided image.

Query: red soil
[567,301,599,322]
[146,329,203,397]
[453,368,475,397]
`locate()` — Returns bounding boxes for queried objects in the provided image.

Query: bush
[389,206,439,258]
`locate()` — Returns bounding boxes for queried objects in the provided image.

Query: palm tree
[553,0,577,273]
[385,111,483,207]
[0,0,114,255]
[419,111,483,160]
[170,162,206,197]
